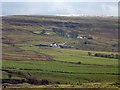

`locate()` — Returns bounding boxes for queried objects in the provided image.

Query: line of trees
[94,53,120,59]
[88,52,120,59]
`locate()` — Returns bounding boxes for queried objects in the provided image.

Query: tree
[88,52,92,56]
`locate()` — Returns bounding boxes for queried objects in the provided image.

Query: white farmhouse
[50,43,58,47]
[77,36,83,39]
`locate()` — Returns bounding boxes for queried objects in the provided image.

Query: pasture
[2,45,119,87]
[2,15,119,88]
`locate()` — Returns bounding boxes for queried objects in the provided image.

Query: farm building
[50,43,58,47]
[36,42,74,49]
[77,36,83,39]
[59,45,74,48]
[82,36,93,39]
[36,44,49,47]
[77,35,93,40]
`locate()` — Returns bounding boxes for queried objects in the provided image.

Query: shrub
[94,53,120,59]
[8,73,12,79]
[75,61,81,64]
[55,81,60,84]
[115,54,120,59]
[41,79,49,85]
[88,52,92,56]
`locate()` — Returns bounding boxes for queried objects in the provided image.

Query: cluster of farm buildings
[36,42,74,49]
[34,35,93,49]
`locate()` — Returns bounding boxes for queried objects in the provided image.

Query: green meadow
[2,15,119,88]
[2,46,119,84]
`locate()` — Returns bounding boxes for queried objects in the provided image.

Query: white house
[77,36,83,39]
[50,43,58,47]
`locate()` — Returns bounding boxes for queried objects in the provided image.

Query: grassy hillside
[2,15,118,52]
[2,15,119,88]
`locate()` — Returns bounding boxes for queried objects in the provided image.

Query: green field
[2,46,119,86]
[2,15,119,88]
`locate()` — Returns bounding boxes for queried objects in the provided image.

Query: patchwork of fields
[2,45,119,88]
[2,15,119,88]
